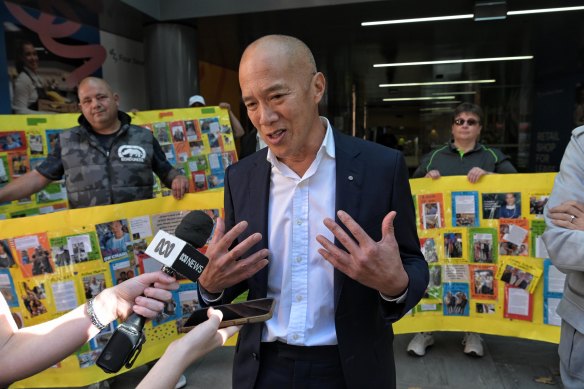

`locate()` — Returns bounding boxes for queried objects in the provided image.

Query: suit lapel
[247,152,271,297]
[332,130,364,310]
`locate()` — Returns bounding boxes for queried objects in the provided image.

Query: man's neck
[93,119,122,135]
[453,140,476,153]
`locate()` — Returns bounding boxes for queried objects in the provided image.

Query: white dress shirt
[262,118,337,346]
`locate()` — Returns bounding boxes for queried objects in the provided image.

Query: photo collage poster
[403,173,563,342]
[0,197,223,379]
[0,107,237,219]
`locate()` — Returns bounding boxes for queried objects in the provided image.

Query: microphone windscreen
[175,211,214,248]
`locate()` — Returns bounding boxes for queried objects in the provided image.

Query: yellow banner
[2,191,231,388]
[394,173,560,344]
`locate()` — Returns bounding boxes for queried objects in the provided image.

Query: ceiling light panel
[379,80,495,87]
[374,56,533,68]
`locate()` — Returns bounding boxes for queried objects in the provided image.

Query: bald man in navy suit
[198,34,428,389]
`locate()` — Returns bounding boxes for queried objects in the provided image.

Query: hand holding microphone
[97,211,214,373]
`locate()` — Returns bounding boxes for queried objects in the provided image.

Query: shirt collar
[266,116,335,166]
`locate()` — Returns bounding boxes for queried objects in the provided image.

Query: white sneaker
[175,374,187,389]
[462,332,484,357]
[407,332,434,356]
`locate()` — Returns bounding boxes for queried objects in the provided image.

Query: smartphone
[180,298,275,331]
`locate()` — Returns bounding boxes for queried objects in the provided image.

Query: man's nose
[258,104,277,125]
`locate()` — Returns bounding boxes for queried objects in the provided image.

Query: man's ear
[313,72,326,103]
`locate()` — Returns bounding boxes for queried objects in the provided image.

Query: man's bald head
[78,77,114,97]
[240,35,317,79]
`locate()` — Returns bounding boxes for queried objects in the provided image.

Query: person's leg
[406,332,434,357]
[558,320,584,389]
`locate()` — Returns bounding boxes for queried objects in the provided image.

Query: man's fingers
[381,211,397,242]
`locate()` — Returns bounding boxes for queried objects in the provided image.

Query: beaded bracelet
[86,298,107,330]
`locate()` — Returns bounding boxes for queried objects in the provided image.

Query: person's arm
[0,170,52,203]
[0,271,178,386]
[136,308,239,389]
[150,136,188,199]
[543,131,584,273]
[219,102,245,139]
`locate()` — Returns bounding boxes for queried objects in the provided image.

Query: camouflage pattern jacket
[38,112,179,208]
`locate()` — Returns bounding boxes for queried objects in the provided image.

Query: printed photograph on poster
[442,283,469,316]
[199,117,220,134]
[469,228,497,263]
[451,191,479,227]
[531,219,549,259]
[207,132,222,152]
[45,130,63,154]
[0,155,9,184]
[499,218,529,256]
[188,155,209,173]
[221,133,235,150]
[482,192,522,219]
[497,256,543,294]
[420,237,438,263]
[96,219,132,261]
[0,131,26,152]
[189,140,206,156]
[161,144,177,165]
[185,120,200,141]
[129,239,148,264]
[469,265,497,300]
[207,172,224,189]
[529,194,549,217]
[77,348,104,368]
[13,233,55,277]
[423,264,441,300]
[191,171,208,192]
[153,122,171,144]
[175,283,200,330]
[174,142,190,163]
[109,257,138,285]
[8,152,29,177]
[504,285,533,321]
[418,193,444,230]
[475,303,495,314]
[29,157,45,170]
[444,232,463,259]
[222,151,237,169]
[82,273,106,300]
[0,239,16,268]
[170,121,186,142]
[0,269,18,307]
[28,132,44,155]
[50,232,100,267]
[21,280,47,317]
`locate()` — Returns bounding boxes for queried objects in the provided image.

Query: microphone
[96,211,214,373]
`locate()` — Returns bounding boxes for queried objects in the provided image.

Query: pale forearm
[0,296,110,385]
[136,339,200,389]
[0,170,51,203]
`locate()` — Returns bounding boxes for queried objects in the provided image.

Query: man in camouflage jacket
[0,77,189,208]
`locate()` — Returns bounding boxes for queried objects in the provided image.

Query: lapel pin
[348,175,354,181]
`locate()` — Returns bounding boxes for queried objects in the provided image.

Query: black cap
[174,211,214,248]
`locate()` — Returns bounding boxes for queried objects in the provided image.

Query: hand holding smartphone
[180,298,275,331]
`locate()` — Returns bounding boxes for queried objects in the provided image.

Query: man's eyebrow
[242,83,289,101]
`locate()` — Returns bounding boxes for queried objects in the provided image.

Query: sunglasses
[453,118,480,126]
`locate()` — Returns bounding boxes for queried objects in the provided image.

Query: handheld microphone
[96,211,214,373]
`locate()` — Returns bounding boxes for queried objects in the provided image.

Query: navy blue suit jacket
[205,129,428,389]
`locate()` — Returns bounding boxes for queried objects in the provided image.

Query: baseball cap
[188,95,206,107]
